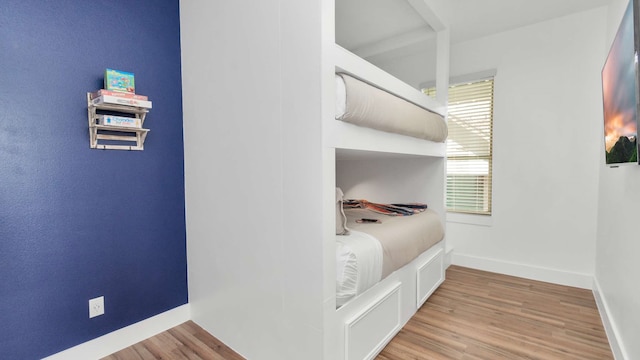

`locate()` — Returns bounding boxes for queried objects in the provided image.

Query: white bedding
[335,230,383,308]
[334,73,447,142]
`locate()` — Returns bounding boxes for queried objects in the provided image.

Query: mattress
[335,73,448,142]
[345,208,444,278]
[335,208,444,307]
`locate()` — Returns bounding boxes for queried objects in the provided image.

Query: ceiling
[335,0,434,51]
[449,0,611,43]
[336,0,612,58]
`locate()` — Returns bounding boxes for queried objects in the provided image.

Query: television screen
[602,0,639,165]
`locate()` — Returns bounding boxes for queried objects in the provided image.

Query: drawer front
[344,282,401,360]
[417,248,444,307]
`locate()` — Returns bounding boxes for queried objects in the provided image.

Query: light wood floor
[101,320,244,360]
[377,266,613,360]
[104,266,613,360]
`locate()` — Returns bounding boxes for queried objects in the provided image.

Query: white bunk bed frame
[180,1,449,359]
[328,45,446,157]
[323,20,450,360]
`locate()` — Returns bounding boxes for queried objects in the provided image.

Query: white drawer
[416,248,444,307]
[344,282,401,360]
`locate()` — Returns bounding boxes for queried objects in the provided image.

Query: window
[424,78,494,215]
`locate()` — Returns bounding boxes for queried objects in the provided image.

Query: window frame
[423,71,496,216]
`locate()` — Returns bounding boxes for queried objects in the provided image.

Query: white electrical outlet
[89,296,104,318]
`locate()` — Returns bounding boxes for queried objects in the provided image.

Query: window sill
[446,212,492,227]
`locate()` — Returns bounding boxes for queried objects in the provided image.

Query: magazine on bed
[343,199,427,216]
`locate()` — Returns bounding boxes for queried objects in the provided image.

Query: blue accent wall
[0,1,187,358]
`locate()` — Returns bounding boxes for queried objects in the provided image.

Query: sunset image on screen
[602,1,638,164]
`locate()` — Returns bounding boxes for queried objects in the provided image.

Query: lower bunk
[334,241,445,360]
[333,199,446,360]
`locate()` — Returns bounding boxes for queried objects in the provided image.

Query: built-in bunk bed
[323,41,448,360]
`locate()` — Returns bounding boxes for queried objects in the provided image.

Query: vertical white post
[435,29,450,107]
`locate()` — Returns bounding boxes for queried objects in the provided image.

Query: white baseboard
[444,246,454,269]
[43,304,191,360]
[451,253,593,289]
[593,278,628,360]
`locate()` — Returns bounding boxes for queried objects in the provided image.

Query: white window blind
[424,78,494,215]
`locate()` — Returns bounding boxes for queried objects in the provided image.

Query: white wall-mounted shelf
[87,93,150,151]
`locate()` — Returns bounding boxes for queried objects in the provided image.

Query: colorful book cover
[96,115,141,128]
[343,199,425,216]
[92,95,152,109]
[91,89,148,100]
[104,69,135,93]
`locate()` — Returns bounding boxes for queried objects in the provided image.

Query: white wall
[446,7,606,287]
[180,1,325,359]
[375,8,607,287]
[368,46,438,90]
[371,4,640,358]
[594,1,640,358]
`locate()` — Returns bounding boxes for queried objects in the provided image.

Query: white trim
[43,304,191,360]
[419,69,497,90]
[449,70,497,86]
[593,278,629,360]
[446,212,492,227]
[452,253,593,289]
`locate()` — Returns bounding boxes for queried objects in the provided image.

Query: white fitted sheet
[336,230,383,308]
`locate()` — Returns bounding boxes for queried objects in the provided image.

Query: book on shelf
[91,95,152,109]
[105,68,135,93]
[90,89,148,101]
[96,115,142,128]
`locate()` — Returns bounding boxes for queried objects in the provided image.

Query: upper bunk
[325,0,450,159]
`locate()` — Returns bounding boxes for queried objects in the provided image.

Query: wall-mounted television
[602,0,640,166]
